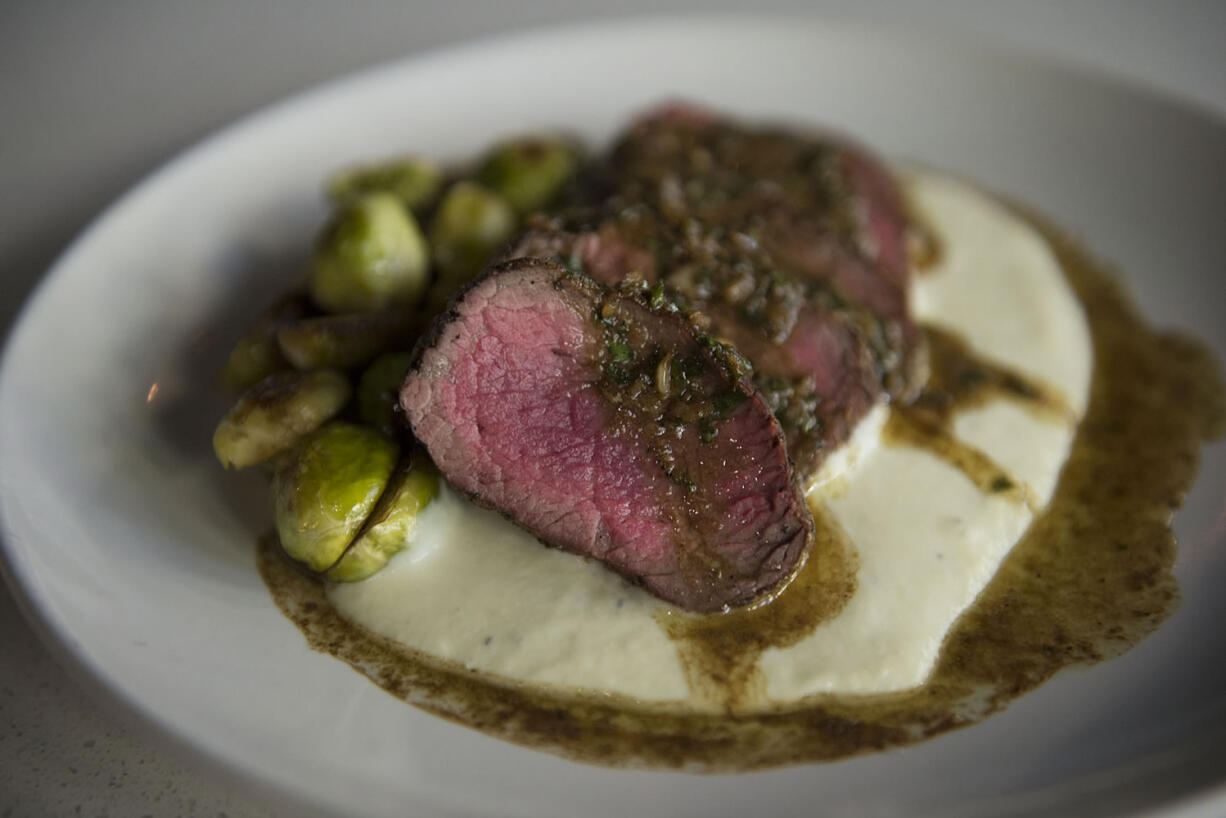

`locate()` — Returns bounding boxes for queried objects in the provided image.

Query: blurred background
[1,2,1223,815]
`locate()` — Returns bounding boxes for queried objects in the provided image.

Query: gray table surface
[2,2,1224,816]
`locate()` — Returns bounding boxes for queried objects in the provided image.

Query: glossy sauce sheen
[258,172,1225,769]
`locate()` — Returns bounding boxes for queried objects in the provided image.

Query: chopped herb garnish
[699,335,752,380]
[650,282,668,310]
[608,339,634,363]
[712,388,747,419]
[565,252,586,276]
[673,475,698,493]
[603,361,635,386]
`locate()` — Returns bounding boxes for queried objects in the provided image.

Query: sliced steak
[613,103,911,285]
[608,107,923,397]
[401,258,813,612]
[496,107,920,479]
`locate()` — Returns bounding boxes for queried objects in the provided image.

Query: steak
[401,259,813,612]
[502,105,922,480]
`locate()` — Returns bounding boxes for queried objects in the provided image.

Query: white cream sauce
[327,170,1093,709]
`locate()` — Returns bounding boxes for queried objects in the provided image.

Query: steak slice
[401,258,813,612]
[608,107,923,397]
[612,103,911,285]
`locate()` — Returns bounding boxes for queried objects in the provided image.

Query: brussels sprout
[310,193,430,314]
[212,369,351,470]
[357,352,415,436]
[325,455,439,582]
[273,422,399,573]
[276,308,415,371]
[427,181,516,308]
[219,294,312,393]
[327,157,443,213]
[477,137,579,215]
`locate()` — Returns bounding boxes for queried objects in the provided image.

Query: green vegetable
[357,352,415,436]
[427,181,516,308]
[219,294,311,393]
[325,455,439,582]
[477,137,579,215]
[273,422,398,573]
[326,157,443,213]
[212,369,351,469]
[276,308,416,371]
[648,282,669,311]
[310,192,430,314]
[608,339,633,362]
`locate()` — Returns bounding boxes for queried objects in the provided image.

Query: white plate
[3,16,1226,818]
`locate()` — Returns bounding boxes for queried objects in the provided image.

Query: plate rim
[2,12,1225,817]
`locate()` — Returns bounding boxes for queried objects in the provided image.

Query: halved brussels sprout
[212,369,351,469]
[427,181,516,308]
[310,193,430,314]
[477,137,579,215]
[357,352,415,437]
[325,455,439,582]
[327,157,443,213]
[219,294,312,393]
[276,308,415,371]
[273,422,398,573]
